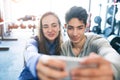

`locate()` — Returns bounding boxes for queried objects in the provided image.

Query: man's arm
[92,36,120,80]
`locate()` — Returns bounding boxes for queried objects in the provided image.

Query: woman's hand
[36,55,68,80]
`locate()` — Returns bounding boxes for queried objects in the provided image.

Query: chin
[71,40,79,44]
[48,38,56,41]
[73,41,79,44]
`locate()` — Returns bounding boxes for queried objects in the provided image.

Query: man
[61,6,120,80]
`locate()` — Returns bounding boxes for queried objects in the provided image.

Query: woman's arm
[24,38,42,78]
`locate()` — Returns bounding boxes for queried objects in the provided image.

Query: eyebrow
[67,24,84,28]
[43,22,57,25]
[51,23,57,25]
[42,24,48,26]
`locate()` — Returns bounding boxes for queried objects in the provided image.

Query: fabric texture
[61,33,120,80]
[19,37,58,80]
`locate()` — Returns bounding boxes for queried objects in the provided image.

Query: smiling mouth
[72,37,79,41]
[48,34,55,37]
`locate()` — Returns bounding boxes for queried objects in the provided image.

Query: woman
[19,12,67,80]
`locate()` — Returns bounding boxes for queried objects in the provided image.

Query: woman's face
[42,15,60,42]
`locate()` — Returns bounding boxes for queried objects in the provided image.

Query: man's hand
[70,53,114,80]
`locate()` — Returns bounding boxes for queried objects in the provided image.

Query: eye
[42,25,48,28]
[67,25,73,30]
[52,24,57,27]
[78,25,84,30]
[78,27,83,29]
[52,23,58,27]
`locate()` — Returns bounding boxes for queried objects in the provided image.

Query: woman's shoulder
[30,36,39,41]
[27,36,39,45]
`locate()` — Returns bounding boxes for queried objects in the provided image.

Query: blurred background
[0,0,120,80]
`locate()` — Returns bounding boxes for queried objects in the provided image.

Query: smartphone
[51,56,97,80]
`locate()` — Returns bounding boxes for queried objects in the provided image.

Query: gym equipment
[20,23,26,29]
[117,0,120,2]
[92,4,102,34]
[108,5,118,15]
[92,26,101,34]
[104,16,116,37]
[104,17,117,37]
[0,24,9,51]
[103,1,118,37]
[0,47,9,51]
[86,0,92,32]
[118,48,120,53]
[117,21,120,36]
[86,13,92,32]
[108,35,120,54]
[103,26,112,37]
[106,16,116,25]
[92,16,102,34]
[94,16,102,25]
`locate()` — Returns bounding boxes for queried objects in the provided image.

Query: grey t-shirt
[61,33,120,80]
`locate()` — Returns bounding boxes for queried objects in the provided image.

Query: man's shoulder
[85,33,109,46]
[85,32,104,40]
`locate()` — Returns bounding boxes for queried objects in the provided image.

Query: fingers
[38,61,68,78]
[71,76,113,80]
[79,53,113,76]
[36,55,68,79]
[37,71,60,80]
[45,59,66,70]
[70,53,114,80]
[71,68,113,80]
[71,67,113,77]
[40,55,66,70]
[80,53,110,66]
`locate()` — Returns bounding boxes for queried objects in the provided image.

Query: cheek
[55,27,60,33]
[67,30,72,36]
[67,29,71,32]
[57,27,60,31]
[67,30,70,34]
[42,29,47,36]
[42,29,46,34]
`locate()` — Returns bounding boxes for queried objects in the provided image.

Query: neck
[72,36,86,57]
[46,38,56,44]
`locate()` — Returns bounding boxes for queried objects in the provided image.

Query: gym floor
[0,29,35,80]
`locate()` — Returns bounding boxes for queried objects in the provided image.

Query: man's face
[66,18,86,44]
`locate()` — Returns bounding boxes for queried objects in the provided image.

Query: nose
[73,29,78,36]
[48,27,52,32]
